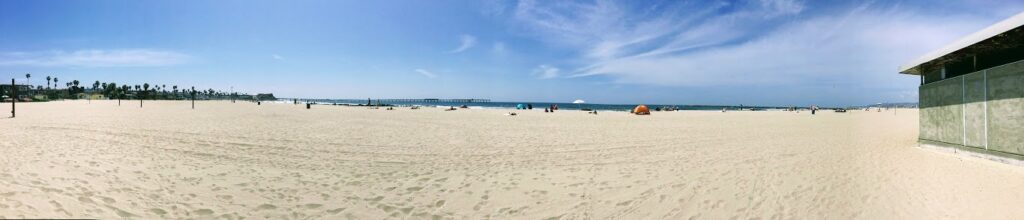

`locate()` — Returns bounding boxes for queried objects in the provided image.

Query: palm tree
[143,83,150,99]
[93,81,100,91]
[104,83,114,97]
[25,73,30,86]
[53,77,58,89]
[46,76,51,89]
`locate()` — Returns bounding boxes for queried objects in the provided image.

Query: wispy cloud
[0,49,190,67]
[504,0,1019,91]
[415,68,438,78]
[532,65,559,79]
[492,42,507,54]
[758,0,805,17]
[448,35,477,53]
[272,54,284,60]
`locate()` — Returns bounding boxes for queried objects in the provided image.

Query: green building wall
[919,60,1024,156]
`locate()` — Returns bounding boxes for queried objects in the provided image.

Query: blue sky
[2,0,1023,106]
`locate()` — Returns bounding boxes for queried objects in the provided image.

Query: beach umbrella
[572,99,585,110]
[516,103,524,109]
[633,105,650,115]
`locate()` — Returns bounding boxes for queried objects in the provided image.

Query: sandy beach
[1,100,1023,219]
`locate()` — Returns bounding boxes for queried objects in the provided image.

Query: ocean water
[297,99,788,112]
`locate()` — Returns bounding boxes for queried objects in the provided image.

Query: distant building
[899,12,1024,163]
[0,84,34,100]
[255,93,277,101]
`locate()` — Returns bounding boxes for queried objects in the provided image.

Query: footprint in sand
[366,196,385,203]
[256,204,277,210]
[377,204,396,212]
[193,208,214,215]
[216,195,233,200]
[99,197,116,204]
[48,200,63,209]
[302,203,322,209]
[115,209,135,217]
[150,208,167,215]
[542,215,565,220]
[327,208,346,214]
[399,207,414,214]
[77,197,95,204]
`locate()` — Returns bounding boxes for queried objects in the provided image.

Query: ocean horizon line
[279,98,852,111]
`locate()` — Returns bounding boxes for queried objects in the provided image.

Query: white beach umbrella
[572,99,585,110]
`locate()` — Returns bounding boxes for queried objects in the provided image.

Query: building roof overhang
[899,11,1024,75]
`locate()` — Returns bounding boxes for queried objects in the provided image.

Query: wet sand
[1,100,1022,219]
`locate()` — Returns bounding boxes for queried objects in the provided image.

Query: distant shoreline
[279,98,914,112]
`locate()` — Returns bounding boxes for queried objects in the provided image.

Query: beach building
[899,11,1024,163]
[1,84,34,101]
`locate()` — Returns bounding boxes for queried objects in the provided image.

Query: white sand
[1,100,1023,219]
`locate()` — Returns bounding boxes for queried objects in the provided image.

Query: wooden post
[10,79,15,118]
[191,87,195,109]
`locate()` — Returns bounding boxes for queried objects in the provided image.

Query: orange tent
[633,105,650,115]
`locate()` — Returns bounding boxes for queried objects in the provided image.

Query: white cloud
[0,49,190,67]
[415,69,438,78]
[481,0,511,16]
[759,0,805,17]
[448,35,477,53]
[492,42,506,54]
[507,0,1017,91]
[272,54,284,60]
[532,65,559,79]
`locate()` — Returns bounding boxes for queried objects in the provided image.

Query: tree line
[10,74,261,101]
